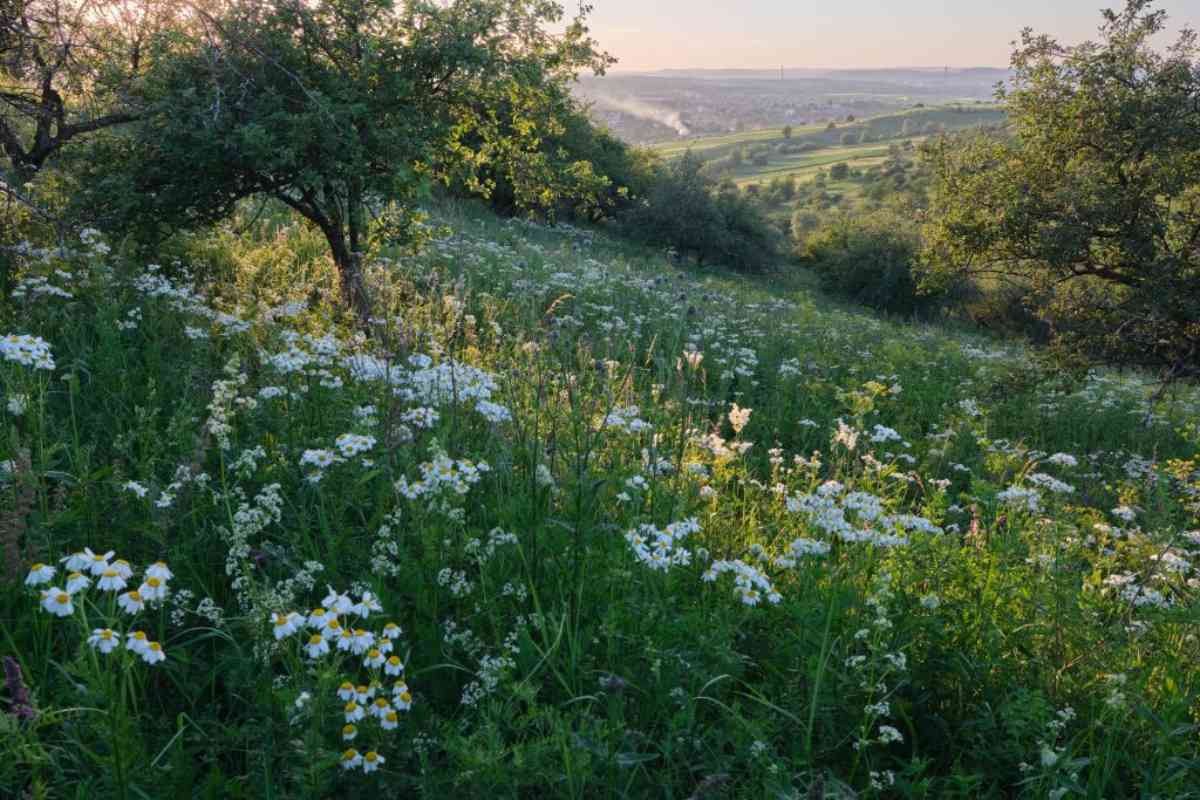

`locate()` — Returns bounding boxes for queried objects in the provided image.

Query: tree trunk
[323,225,372,326]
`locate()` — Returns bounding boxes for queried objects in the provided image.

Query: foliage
[920,0,1200,384]
[73,0,610,321]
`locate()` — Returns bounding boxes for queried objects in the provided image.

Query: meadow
[1,199,1198,798]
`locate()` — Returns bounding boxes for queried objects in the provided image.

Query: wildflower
[141,641,166,665]
[145,562,173,582]
[126,630,150,656]
[384,655,404,676]
[118,590,146,615]
[322,586,354,615]
[364,649,385,669]
[88,628,119,654]
[304,633,329,659]
[40,588,74,616]
[393,682,413,710]
[351,629,375,654]
[355,685,372,703]
[337,682,356,702]
[97,569,127,592]
[7,394,28,415]
[61,551,91,572]
[83,548,115,576]
[335,628,356,652]
[728,403,752,434]
[272,612,303,640]
[340,749,363,770]
[381,709,400,730]
[123,481,149,498]
[353,592,382,618]
[344,701,365,723]
[66,572,90,594]
[138,575,167,602]
[24,563,55,586]
[381,622,402,640]
[370,697,392,719]
[110,560,134,580]
[362,751,385,773]
[307,608,332,629]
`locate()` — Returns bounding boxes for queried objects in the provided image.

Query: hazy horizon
[583,0,1198,72]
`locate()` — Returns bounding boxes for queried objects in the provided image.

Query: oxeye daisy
[381,710,399,730]
[272,612,302,640]
[87,628,119,654]
[24,563,55,586]
[84,548,115,576]
[354,685,371,703]
[41,588,74,616]
[145,562,173,582]
[307,608,330,629]
[126,630,150,655]
[344,701,364,723]
[340,748,362,770]
[342,724,357,742]
[381,622,402,640]
[384,655,404,676]
[351,629,375,654]
[110,559,134,580]
[138,576,167,601]
[364,649,385,669]
[370,697,391,719]
[392,682,412,710]
[97,569,127,592]
[117,590,145,615]
[61,550,90,572]
[335,628,356,652]
[304,633,329,659]
[65,572,90,594]
[362,751,384,773]
[141,641,166,664]
[337,681,356,702]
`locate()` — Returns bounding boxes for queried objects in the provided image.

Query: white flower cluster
[602,405,652,433]
[269,585,410,776]
[785,482,941,548]
[624,518,700,571]
[395,451,490,500]
[27,550,173,665]
[1,333,55,370]
[702,559,781,606]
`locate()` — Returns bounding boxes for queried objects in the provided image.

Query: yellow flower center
[55,593,70,604]
[149,642,162,653]
[344,702,357,712]
[356,685,368,694]
[385,711,398,722]
[399,691,412,703]
[132,632,146,641]
[100,630,113,640]
[308,634,322,645]
[342,724,355,736]
[339,681,353,691]
[368,649,381,659]
[146,577,161,588]
[374,699,388,709]
[102,569,117,578]
[365,751,379,763]
[31,563,45,570]
[127,591,142,601]
[342,749,358,761]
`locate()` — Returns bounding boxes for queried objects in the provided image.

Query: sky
[579,0,1199,71]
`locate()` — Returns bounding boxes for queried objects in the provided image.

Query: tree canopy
[921,0,1200,384]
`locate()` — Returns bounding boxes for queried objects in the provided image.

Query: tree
[782,125,793,139]
[921,0,1200,384]
[829,162,849,180]
[0,0,183,180]
[83,0,609,321]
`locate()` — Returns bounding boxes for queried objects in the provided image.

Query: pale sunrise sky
[581,0,1199,71]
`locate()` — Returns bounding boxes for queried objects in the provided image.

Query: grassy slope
[2,201,1199,798]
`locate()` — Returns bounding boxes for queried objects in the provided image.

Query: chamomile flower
[381,622,402,639]
[362,751,384,773]
[110,560,134,580]
[342,724,357,742]
[24,563,55,586]
[381,709,400,730]
[65,572,90,594]
[354,685,371,703]
[145,561,173,582]
[126,630,150,656]
[88,628,119,654]
[307,608,331,629]
[97,569,127,592]
[304,633,329,659]
[370,697,392,719]
[392,682,413,710]
[340,749,362,770]
[344,701,365,723]
[141,641,166,665]
[353,592,382,618]
[321,586,354,615]
[84,548,115,576]
[384,655,405,676]
[335,628,357,652]
[41,588,74,616]
[118,590,146,615]
[377,638,394,654]
[364,649,385,669]
[271,612,303,640]
[61,550,91,572]
[337,682,356,702]
[138,576,167,601]
[351,629,375,654]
